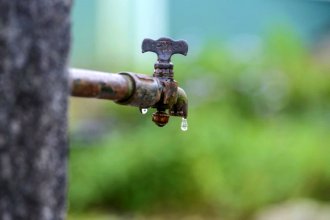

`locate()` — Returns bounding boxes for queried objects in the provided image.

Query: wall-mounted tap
[70,38,188,130]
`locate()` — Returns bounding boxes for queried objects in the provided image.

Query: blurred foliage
[68,30,330,219]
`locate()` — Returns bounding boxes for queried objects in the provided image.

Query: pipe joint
[115,72,162,108]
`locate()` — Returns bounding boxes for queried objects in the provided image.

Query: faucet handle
[142,37,188,63]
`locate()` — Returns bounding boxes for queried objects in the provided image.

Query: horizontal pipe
[69,68,188,119]
[70,68,133,101]
[69,68,163,108]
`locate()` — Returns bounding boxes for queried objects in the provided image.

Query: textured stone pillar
[0,0,71,219]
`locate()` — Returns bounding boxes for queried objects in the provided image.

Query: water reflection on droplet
[141,108,148,114]
[181,118,188,131]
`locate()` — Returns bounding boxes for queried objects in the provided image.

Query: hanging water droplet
[141,108,148,114]
[181,118,188,131]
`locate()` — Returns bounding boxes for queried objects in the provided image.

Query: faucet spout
[170,87,188,119]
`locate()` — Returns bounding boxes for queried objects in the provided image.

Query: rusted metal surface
[70,68,133,101]
[152,111,170,127]
[116,72,162,108]
[70,69,163,108]
[142,37,188,63]
[69,37,189,128]
[169,87,188,119]
[142,37,189,126]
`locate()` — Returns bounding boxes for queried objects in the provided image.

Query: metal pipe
[70,68,163,108]
[70,68,133,101]
[115,72,162,108]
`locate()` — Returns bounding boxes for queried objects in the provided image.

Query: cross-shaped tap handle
[142,37,188,63]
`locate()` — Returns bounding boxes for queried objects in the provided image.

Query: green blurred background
[68,1,330,219]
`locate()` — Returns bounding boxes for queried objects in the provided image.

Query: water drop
[141,108,148,114]
[181,118,188,131]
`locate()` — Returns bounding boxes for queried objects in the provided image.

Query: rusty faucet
[70,37,188,130]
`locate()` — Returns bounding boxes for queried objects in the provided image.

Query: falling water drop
[181,118,188,131]
[141,108,148,114]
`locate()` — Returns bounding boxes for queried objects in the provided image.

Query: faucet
[70,37,189,130]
